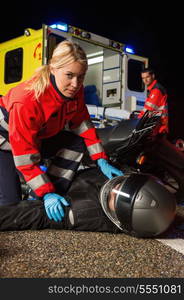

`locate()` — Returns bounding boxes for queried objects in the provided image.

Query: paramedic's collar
[148,79,157,91]
[50,74,75,101]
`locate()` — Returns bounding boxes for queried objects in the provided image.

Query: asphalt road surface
[0,205,184,278]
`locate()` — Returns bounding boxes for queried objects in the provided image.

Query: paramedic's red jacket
[138,80,168,133]
[0,80,107,197]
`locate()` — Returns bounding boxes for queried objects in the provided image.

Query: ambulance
[0,22,148,122]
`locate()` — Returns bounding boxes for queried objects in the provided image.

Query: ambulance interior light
[50,23,68,32]
[88,56,103,65]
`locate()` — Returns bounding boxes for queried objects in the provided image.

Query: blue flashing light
[50,24,57,29]
[40,165,48,172]
[125,46,135,54]
[50,22,68,32]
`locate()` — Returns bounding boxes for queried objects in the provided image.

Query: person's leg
[0,150,22,205]
[41,131,86,194]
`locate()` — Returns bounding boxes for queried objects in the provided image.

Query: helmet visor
[100,175,127,230]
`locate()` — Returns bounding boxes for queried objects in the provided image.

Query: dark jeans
[0,131,86,206]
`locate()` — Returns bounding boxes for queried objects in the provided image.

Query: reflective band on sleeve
[56,148,83,162]
[48,165,74,180]
[0,135,11,150]
[143,103,167,114]
[158,105,166,110]
[146,101,159,110]
[0,109,9,131]
[27,173,50,191]
[87,142,104,156]
[71,119,94,135]
[14,153,41,167]
[0,141,11,150]
[0,119,9,131]
[0,135,6,145]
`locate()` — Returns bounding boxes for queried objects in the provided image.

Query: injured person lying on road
[0,168,176,238]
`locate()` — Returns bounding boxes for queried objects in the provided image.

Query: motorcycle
[83,110,184,204]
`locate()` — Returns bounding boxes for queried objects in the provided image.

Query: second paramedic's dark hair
[141,67,155,75]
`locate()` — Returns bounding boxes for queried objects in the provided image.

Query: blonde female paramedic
[0,40,123,222]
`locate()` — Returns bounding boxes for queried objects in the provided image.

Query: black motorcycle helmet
[100,173,176,237]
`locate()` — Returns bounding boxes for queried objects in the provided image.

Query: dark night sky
[1,1,184,137]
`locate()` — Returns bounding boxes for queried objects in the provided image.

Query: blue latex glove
[97,158,124,179]
[43,193,69,222]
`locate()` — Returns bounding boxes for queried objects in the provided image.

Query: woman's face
[51,61,87,98]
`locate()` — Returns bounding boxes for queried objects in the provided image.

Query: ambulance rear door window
[4,48,23,84]
[128,59,144,92]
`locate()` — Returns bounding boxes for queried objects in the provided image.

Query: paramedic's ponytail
[26,65,50,99]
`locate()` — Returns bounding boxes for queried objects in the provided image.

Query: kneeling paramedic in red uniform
[138,68,168,134]
[0,40,123,222]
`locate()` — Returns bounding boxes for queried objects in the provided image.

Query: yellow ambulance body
[0,28,43,95]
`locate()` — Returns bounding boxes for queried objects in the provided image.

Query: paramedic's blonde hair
[27,40,88,99]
